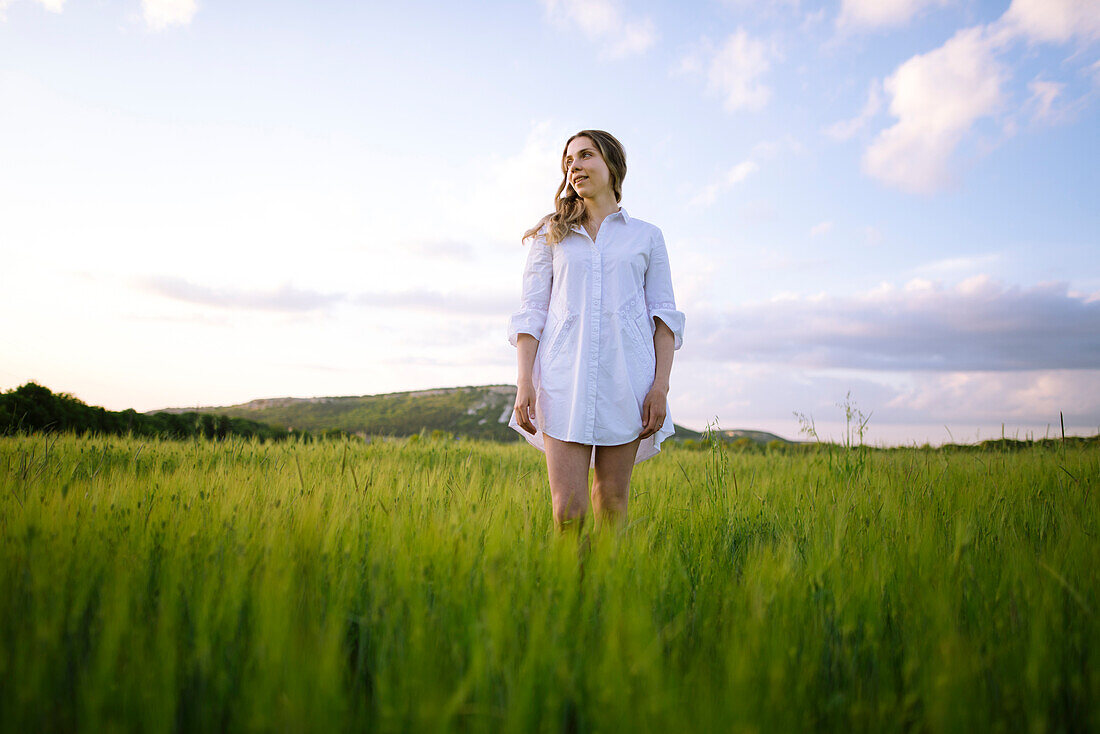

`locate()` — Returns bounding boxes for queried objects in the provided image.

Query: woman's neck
[581,191,620,222]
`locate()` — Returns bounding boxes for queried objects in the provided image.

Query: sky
[1,0,1098,447]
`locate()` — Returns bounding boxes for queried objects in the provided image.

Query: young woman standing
[507,129,685,533]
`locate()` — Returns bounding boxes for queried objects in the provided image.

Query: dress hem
[508,407,674,468]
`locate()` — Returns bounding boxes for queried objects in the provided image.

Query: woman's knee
[551,492,588,532]
[552,489,585,518]
[591,477,628,506]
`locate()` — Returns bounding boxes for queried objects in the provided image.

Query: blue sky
[1,0,1098,445]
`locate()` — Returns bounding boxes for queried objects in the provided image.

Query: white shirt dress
[506,207,685,467]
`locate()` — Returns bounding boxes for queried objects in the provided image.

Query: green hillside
[152,384,718,443]
[720,428,795,444]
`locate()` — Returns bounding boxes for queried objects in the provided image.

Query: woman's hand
[639,382,668,439]
[514,379,538,434]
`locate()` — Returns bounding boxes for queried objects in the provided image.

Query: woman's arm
[508,234,553,435]
[507,236,553,348]
[651,318,674,393]
[517,333,538,386]
[643,228,685,349]
[640,318,674,439]
[514,333,539,434]
[639,226,685,439]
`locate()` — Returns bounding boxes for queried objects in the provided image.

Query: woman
[507,129,685,532]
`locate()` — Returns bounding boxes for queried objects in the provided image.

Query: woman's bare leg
[543,434,593,533]
[592,436,642,528]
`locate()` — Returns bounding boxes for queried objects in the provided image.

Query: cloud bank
[137,275,512,316]
[692,276,1100,371]
[139,271,1100,374]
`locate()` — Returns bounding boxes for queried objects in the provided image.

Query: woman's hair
[523,129,627,246]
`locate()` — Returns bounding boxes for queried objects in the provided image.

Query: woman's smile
[564,137,614,199]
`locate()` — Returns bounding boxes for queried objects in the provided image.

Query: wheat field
[1,432,1096,732]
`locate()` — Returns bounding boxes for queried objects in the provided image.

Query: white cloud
[995,0,1100,45]
[540,0,656,58]
[137,276,344,312]
[858,0,1100,193]
[677,28,777,113]
[800,7,827,31]
[810,220,833,237]
[825,78,882,140]
[911,252,1001,276]
[354,290,512,316]
[691,159,758,207]
[0,0,63,20]
[863,225,884,246]
[739,198,779,221]
[1024,78,1066,122]
[719,0,800,12]
[883,369,1100,425]
[689,134,800,208]
[671,360,1100,444]
[708,28,775,112]
[712,0,809,26]
[438,119,570,245]
[835,0,951,31]
[751,251,833,271]
[748,134,804,159]
[1,0,198,27]
[141,0,197,30]
[610,17,657,57]
[136,275,513,315]
[405,239,476,262]
[862,25,1006,193]
[724,160,758,185]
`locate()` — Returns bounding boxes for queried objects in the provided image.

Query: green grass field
[1,433,1096,732]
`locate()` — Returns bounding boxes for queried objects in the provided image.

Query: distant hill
[1,382,295,441]
[719,428,796,444]
[153,385,521,441]
[151,384,794,444]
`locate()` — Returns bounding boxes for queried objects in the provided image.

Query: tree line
[0,382,310,442]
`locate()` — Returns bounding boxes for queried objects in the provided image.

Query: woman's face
[564,136,611,199]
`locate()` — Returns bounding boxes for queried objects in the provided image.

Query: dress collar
[570,206,630,234]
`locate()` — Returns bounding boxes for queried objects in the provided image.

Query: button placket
[587,232,602,443]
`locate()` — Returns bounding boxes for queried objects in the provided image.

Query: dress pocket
[544,313,577,364]
[619,298,653,362]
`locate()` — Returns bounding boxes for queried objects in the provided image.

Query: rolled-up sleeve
[507,234,554,347]
[645,227,685,350]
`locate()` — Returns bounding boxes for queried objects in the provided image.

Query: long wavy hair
[522,129,627,245]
